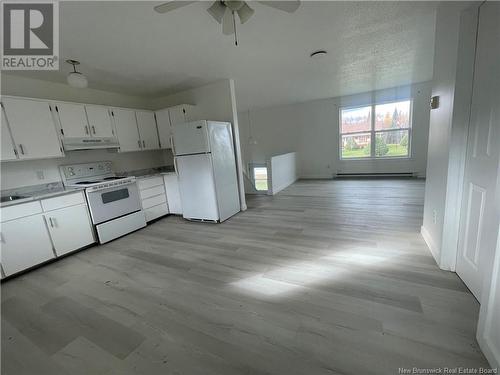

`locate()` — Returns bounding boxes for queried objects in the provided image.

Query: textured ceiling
[6,1,438,110]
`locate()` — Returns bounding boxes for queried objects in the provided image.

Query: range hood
[62,137,120,151]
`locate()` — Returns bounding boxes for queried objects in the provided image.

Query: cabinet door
[86,105,114,138]
[168,106,187,126]
[164,174,182,214]
[155,108,172,149]
[1,106,17,161]
[113,108,141,152]
[136,111,160,150]
[45,204,95,256]
[55,102,89,138]
[1,214,55,276]
[2,98,63,159]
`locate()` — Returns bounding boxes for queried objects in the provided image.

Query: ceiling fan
[154,1,301,45]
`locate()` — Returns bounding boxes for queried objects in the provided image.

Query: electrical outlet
[36,170,45,180]
[432,209,438,224]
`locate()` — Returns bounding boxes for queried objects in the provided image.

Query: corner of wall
[420,225,441,266]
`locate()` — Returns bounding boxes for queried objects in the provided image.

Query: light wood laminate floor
[1,179,490,374]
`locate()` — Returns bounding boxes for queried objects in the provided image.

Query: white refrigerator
[172,120,241,222]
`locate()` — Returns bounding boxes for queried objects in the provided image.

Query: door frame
[438,5,479,271]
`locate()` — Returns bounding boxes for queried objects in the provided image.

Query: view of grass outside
[253,167,268,191]
[340,100,411,159]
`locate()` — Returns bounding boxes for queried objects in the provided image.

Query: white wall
[1,150,165,190]
[421,3,477,268]
[238,82,431,179]
[269,152,297,195]
[0,75,167,190]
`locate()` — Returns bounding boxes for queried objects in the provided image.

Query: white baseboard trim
[421,225,440,266]
[299,175,333,180]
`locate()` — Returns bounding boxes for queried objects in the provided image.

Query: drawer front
[1,201,43,222]
[138,176,164,190]
[141,194,167,209]
[139,185,165,200]
[41,191,85,212]
[144,203,169,222]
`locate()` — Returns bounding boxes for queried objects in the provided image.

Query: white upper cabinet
[155,108,172,149]
[55,102,89,138]
[136,111,159,150]
[1,106,17,161]
[2,97,63,160]
[112,108,141,152]
[155,104,194,150]
[85,105,114,138]
[169,104,193,125]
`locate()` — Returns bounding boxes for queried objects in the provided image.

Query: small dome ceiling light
[66,59,88,89]
[310,50,327,59]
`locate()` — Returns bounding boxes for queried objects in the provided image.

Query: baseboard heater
[335,172,416,178]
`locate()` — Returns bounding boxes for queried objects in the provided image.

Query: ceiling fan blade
[154,1,196,14]
[237,2,254,24]
[222,8,235,35]
[207,1,226,24]
[258,1,300,13]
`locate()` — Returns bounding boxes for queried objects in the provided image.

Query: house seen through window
[340,100,412,159]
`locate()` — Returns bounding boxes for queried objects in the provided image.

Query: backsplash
[0,148,174,190]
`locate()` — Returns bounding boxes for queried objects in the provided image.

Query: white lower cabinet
[163,173,182,214]
[1,214,55,276]
[44,204,95,256]
[138,176,169,222]
[0,192,95,278]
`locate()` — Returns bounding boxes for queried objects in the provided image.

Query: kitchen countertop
[1,184,84,208]
[134,171,177,180]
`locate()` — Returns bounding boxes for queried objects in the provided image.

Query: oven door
[86,182,142,224]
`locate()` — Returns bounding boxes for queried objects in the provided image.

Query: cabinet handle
[85,126,89,135]
[49,217,54,227]
[0,232,4,243]
[138,140,142,149]
[142,140,146,148]
[92,125,96,135]
[18,144,25,155]
[173,157,178,174]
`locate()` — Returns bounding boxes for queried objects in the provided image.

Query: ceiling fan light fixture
[237,3,254,24]
[310,50,327,59]
[207,1,227,23]
[66,59,88,88]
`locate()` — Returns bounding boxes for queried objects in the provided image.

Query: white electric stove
[59,161,146,244]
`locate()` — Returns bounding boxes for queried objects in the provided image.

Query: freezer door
[172,120,210,156]
[176,153,219,221]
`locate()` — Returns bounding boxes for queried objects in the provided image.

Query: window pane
[374,130,409,157]
[341,106,371,133]
[253,167,268,191]
[341,133,371,158]
[375,100,411,130]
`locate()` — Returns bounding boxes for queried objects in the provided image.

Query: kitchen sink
[0,195,29,203]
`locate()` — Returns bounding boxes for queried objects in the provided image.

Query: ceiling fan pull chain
[233,10,238,46]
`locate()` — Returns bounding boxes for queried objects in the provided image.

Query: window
[340,100,411,159]
[251,165,268,191]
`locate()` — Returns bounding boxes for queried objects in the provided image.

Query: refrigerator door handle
[170,135,176,156]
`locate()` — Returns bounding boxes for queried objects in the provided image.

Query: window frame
[339,99,413,160]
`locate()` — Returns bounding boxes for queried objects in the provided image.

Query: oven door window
[101,188,130,204]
